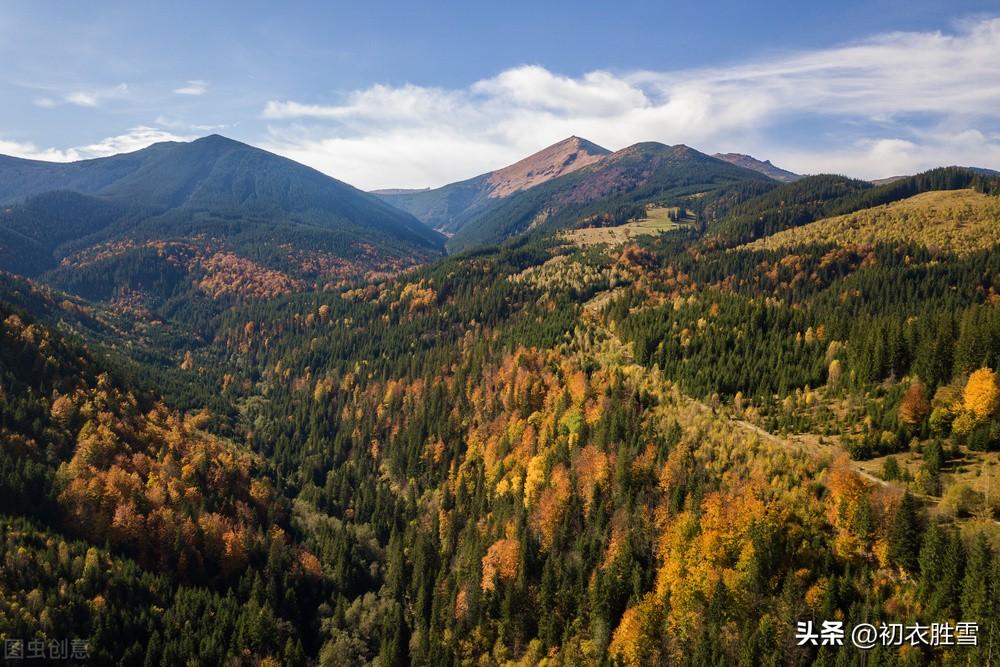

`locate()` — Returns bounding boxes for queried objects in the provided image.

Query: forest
[1,165,999,666]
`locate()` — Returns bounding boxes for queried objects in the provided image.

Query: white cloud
[0,126,192,162]
[62,83,129,107]
[264,84,469,123]
[174,80,208,96]
[767,128,1000,180]
[260,17,1000,188]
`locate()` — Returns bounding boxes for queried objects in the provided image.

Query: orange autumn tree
[481,539,520,592]
[608,592,665,667]
[824,455,875,558]
[898,381,931,425]
[530,464,571,551]
[650,485,786,646]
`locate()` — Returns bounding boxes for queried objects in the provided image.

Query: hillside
[376,136,610,233]
[742,189,1000,255]
[0,273,326,663]
[712,152,801,182]
[0,135,444,300]
[702,166,1000,250]
[446,142,774,252]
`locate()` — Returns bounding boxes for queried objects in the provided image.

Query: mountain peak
[485,136,610,198]
[712,152,800,182]
[187,133,255,153]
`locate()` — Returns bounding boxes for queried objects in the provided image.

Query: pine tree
[888,493,922,573]
[961,533,992,621]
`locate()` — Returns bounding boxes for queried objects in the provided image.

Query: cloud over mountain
[261,17,1000,188]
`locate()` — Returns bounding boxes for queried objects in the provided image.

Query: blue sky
[2,1,999,188]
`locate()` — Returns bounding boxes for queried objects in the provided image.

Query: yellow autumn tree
[963,368,999,420]
[608,592,664,666]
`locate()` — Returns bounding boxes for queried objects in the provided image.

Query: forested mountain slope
[743,189,1000,256]
[702,166,1000,249]
[0,276,328,663]
[0,136,444,309]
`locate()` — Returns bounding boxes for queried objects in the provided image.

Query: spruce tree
[887,493,922,573]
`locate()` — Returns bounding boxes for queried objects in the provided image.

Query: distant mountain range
[375,136,610,235]
[6,131,992,308]
[872,166,1000,185]
[0,135,443,301]
[375,138,802,251]
[441,141,774,252]
[0,133,809,287]
[712,153,801,182]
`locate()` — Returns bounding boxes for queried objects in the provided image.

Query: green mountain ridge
[0,135,445,283]
[703,166,1000,248]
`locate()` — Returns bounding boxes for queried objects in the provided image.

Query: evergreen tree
[887,493,922,573]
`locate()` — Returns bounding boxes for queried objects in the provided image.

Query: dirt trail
[731,419,888,487]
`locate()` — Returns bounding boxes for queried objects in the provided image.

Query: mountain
[712,152,801,182]
[446,142,775,252]
[870,175,908,186]
[375,136,610,234]
[370,187,431,195]
[0,135,444,302]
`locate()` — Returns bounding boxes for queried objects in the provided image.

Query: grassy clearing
[562,206,687,247]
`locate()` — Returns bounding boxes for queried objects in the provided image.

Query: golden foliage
[963,367,999,420]
[198,252,304,299]
[608,593,664,667]
[398,281,437,313]
[531,465,571,551]
[573,444,610,515]
[54,382,280,578]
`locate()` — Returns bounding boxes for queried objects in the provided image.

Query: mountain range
[374,136,611,235]
[3,132,997,304]
[378,138,782,252]
[0,134,799,287]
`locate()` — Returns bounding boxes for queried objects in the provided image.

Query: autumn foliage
[481,539,520,592]
[898,381,931,425]
[53,376,287,579]
[963,367,1000,420]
